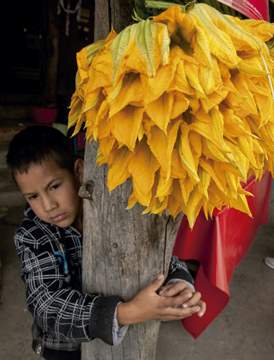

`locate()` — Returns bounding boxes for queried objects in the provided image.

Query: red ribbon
[217,0,269,21]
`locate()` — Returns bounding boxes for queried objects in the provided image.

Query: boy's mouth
[50,213,67,222]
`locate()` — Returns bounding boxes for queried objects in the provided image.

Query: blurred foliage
[131,0,244,21]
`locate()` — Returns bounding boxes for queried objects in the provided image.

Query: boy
[6,126,206,360]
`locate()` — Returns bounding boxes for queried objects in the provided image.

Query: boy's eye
[50,182,61,190]
[27,194,38,201]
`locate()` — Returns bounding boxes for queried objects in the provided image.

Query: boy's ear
[74,158,84,184]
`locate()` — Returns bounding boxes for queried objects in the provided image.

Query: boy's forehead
[17,158,63,176]
[15,158,71,189]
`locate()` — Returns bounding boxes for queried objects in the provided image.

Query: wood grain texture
[82,143,182,360]
[82,2,182,358]
[94,0,111,40]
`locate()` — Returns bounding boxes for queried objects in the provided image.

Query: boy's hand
[117,274,205,326]
[159,281,206,318]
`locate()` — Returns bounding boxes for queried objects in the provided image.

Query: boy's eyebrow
[23,191,37,197]
[46,178,62,188]
[23,178,62,196]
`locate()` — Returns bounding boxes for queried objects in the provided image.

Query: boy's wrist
[117,301,139,326]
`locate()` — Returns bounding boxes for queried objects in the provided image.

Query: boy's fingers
[158,284,173,296]
[161,291,193,309]
[183,291,201,307]
[173,292,194,307]
[159,282,188,297]
[148,274,165,293]
[161,305,201,320]
[197,301,206,317]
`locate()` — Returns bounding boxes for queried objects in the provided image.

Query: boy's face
[14,158,83,230]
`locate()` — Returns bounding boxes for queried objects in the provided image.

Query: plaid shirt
[15,207,194,353]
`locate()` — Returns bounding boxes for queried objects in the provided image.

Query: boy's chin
[53,221,71,228]
[53,219,73,228]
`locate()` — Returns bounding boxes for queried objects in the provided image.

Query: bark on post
[82,1,182,359]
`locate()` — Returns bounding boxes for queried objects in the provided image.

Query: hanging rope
[57,0,82,36]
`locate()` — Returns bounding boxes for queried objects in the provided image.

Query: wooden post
[82,1,182,359]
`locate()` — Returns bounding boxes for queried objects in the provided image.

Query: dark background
[0,0,93,124]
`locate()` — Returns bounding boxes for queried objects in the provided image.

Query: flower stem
[145,0,196,11]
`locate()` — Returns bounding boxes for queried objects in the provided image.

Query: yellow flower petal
[107,147,133,191]
[108,74,145,117]
[128,141,160,206]
[146,92,174,133]
[111,106,144,151]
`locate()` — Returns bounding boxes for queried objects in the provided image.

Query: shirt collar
[24,206,82,236]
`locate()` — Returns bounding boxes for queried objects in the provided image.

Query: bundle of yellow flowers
[68,3,274,227]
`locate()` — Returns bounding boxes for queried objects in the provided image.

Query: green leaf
[110,19,170,80]
[111,25,137,80]
[136,20,156,76]
[145,0,195,11]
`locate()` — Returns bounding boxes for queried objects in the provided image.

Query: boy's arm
[16,229,204,344]
[16,229,123,346]
[117,257,206,325]
[116,274,203,325]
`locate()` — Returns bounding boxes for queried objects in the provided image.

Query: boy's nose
[42,195,57,212]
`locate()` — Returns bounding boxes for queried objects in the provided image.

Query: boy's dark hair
[6,125,75,175]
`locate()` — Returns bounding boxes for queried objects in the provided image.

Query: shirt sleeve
[15,229,121,346]
[112,305,129,345]
[165,256,195,290]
